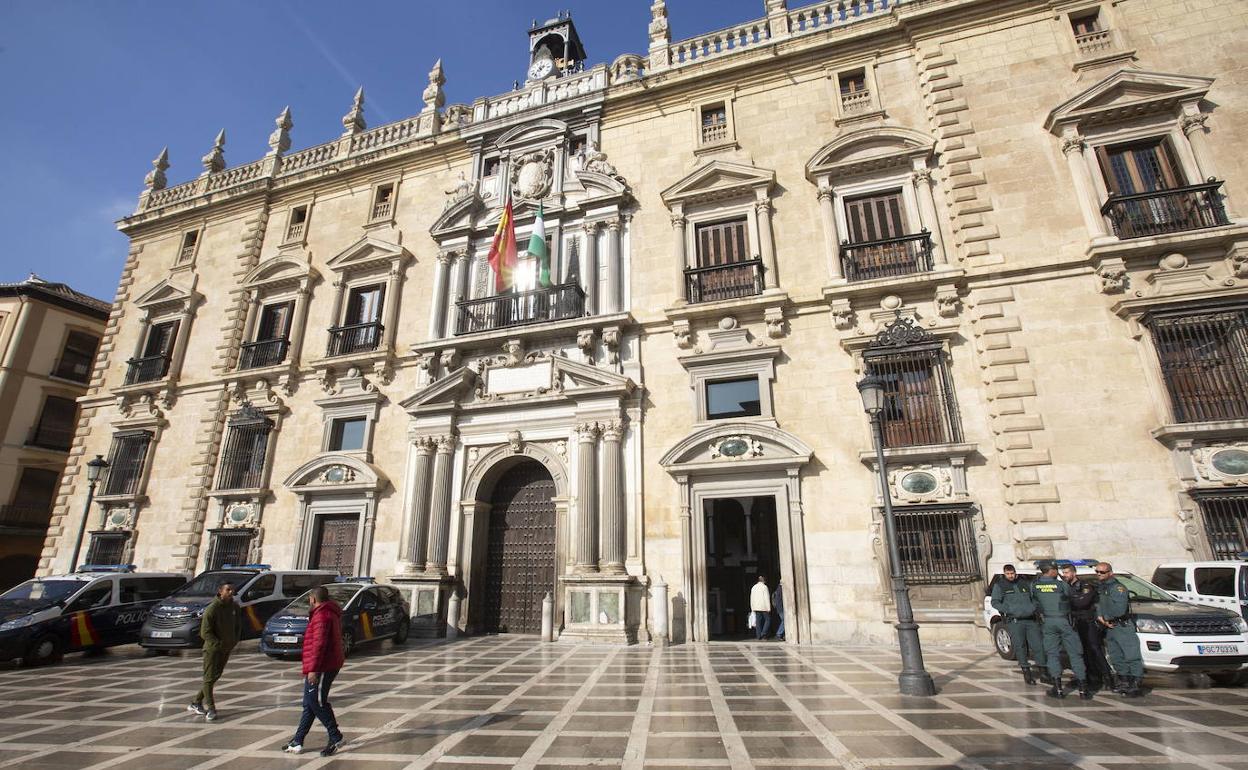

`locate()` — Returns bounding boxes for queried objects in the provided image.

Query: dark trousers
[194,648,231,709]
[294,670,342,745]
[1072,614,1111,686]
[1005,618,1044,671]
[753,611,771,639]
[774,610,785,639]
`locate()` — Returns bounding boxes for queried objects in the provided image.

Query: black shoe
[321,737,345,757]
[1045,679,1066,699]
[1076,679,1093,700]
[1022,668,1037,686]
[1039,672,1054,686]
[1122,676,1143,698]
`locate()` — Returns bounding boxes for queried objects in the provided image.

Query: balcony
[1075,29,1115,57]
[370,200,393,221]
[238,338,290,370]
[0,504,52,530]
[685,259,764,304]
[455,283,586,336]
[124,354,171,385]
[840,232,934,283]
[327,321,383,357]
[1101,181,1229,240]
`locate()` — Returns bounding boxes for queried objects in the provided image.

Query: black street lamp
[857,375,937,697]
[68,455,110,573]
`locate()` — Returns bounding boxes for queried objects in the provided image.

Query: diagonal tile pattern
[0,637,1243,770]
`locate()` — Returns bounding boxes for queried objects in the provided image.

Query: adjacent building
[38,0,1248,644]
[1,275,108,588]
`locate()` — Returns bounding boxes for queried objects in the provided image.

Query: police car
[0,566,186,666]
[139,565,336,650]
[983,560,1248,686]
[260,579,410,659]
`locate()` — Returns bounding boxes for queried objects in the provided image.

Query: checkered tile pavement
[0,637,1245,769]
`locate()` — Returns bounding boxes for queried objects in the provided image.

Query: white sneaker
[282,741,303,754]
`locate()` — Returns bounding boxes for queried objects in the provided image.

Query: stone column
[428,252,451,339]
[817,184,843,281]
[1061,131,1109,239]
[382,266,402,349]
[1181,112,1216,181]
[574,422,600,574]
[581,222,600,315]
[444,250,470,336]
[600,421,625,574]
[400,439,435,572]
[288,283,312,363]
[671,211,688,302]
[606,219,623,314]
[424,435,456,575]
[911,166,948,267]
[755,197,779,290]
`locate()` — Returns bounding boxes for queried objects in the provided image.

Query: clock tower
[526,11,586,83]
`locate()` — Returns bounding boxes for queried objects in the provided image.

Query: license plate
[1197,644,1240,655]
[274,635,299,644]
[149,631,173,639]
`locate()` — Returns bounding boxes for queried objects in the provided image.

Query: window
[893,505,980,584]
[328,417,367,452]
[7,468,58,527]
[177,230,200,265]
[1194,567,1236,598]
[1070,10,1101,35]
[53,331,100,383]
[1150,567,1186,592]
[30,396,77,451]
[240,301,293,369]
[482,155,501,177]
[286,205,309,242]
[67,581,113,611]
[706,377,762,420]
[241,573,276,602]
[838,68,871,116]
[1147,307,1248,423]
[102,431,153,497]
[281,573,326,599]
[120,577,182,603]
[864,345,962,448]
[701,104,728,145]
[126,320,178,384]
[1070,9,1114,57]
[1095,138,1226,239]
[206,530,253,571]
[216,407,274,490]
[370,183,395,221]
[687,218,761,303]
[85,534,128,567]
[841,190,932,282]
[329,285,384,356]
[1098,138,1183,196]
[1195,493,1247,561]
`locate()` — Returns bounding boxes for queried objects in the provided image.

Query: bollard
[541,591,554,642]
[446,591,461,640]
[651,576,669,646]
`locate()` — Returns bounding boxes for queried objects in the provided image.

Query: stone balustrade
[610,54,646,84]
[670,20,770,67]
[474,66,607,123]
[350,116,424,155]
[204,159,267,192]
[278,142,338,176]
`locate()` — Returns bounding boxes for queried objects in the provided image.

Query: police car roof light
[220,563,271,570]
[76,564,136,573]
[1035,558,1099,568]
[334,575,375,583]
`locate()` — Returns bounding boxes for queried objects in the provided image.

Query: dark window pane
[207,531,254,571]
[893,506,980,584]
[1149,308,1248,423]
[1150,567,1186,592]
[706,378,762,420]
[54,331,100,382]
[85,534,128,566]
[329,418,367,451]
[1194,567,1237,597]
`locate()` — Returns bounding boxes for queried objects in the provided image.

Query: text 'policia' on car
[261,577,410,658]
[0,565,185,666]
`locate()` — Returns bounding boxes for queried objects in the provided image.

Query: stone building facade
[39,0,1248,644]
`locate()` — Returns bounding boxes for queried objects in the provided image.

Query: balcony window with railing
[701,104,728,145]
[328,285,383,356]
[1194,492,1247,561]
[456,283,585,335]
[102,431,153,497]
[864,333,962,449]
[370,183,394,221]
[177,229,200,265]
[125,320,177,385]
[1096,138,1228,239]
[240,301,293,369]
[215,405,273,491]
[686,218,763,303]
[286,205,308,242]
[29,395,77,451]
[894,505,981,584]
[52,330,100,383]
[838,69,872,116]
[1071,10,1114,57]
[841,191,932,282]
[1148,306,1248,423]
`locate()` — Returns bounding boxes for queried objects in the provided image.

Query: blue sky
[0,0,766,302]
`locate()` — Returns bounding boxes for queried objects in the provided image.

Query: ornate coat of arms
[510,148,555,200]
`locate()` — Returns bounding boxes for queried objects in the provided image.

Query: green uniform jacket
[990,578,1038,620]
[1096,577,1132,623]
[1031,575,1072,620]
[200,598,242,654]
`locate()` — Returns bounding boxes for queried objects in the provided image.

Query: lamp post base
[898,669,937,696]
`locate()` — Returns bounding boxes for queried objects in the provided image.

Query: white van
[1152,559,1248,620]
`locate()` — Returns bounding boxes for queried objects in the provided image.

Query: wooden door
[312,514,359,576]
[483,462,557,634]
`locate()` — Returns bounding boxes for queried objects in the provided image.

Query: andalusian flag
[487,198,518,293]
[528,203,552,288]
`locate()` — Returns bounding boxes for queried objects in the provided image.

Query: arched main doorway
[482,460,557,634]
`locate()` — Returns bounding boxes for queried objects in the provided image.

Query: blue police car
[260,579,410,659]
[0,566,186,666]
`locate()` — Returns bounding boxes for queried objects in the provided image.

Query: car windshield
[1117,573,1176,602]
[0,579,83,611]
[171,571,253,599]
[280,584,358,617]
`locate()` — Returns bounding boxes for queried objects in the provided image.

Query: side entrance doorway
[705,496,781,639]
[310,513,359,576]
[482,460,557,634]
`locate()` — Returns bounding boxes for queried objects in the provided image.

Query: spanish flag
[487,198,518,293]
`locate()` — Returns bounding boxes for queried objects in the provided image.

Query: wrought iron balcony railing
[327,321,383,357]
[684,259,764,304]
[1101,180,1229,240]
[124,354,171,385]
[840,231,934,283]
[0,504,52,529]
[238,338,290,370]
[455,283,586,335]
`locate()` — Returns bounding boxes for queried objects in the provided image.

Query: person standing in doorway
[750,576,771,640]
[283,586,347,756]
[187,582,241,721]
[1060,563,1111,692]
[771,579,785,641]
[990,564,1044,686]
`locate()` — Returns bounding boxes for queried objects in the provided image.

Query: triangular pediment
[400,366,478,412]
[553,356,636,393]
[806,126,934,180]
[134,275,200,310]
[1046,70,1213,133]
[661,160,774,207]
[243,255,319,289]
[326,235,411,273]
[430,192,484,237]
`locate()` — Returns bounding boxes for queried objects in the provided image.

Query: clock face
[528,57,555,80]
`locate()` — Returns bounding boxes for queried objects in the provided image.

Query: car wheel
[341,629,355,658]
[992,623,1016,661]
[1209,670,1248,687]
[394,619,410,645]
[24,636,62,667]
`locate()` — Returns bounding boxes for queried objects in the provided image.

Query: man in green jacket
[187,582,242,721]
[1096,562,1145,698]
[990,564,1044,685]
[1032,562,1090,700]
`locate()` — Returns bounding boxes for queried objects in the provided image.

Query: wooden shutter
[844,191,907,243]
[256,301,293,341]
[695,219,749,267]
[142,321,179,358]
[345,285,384,324]
[1096,139,1183,195]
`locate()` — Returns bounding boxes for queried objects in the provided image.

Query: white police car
[983,560,1248,686]
[0,565,186,666]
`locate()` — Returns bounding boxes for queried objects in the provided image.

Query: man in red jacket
[282,586,346,757]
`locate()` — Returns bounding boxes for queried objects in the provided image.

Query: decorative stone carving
[316,367,337,395]
[672,319,693,349]
[576,328,597,363]
[342,87,366,135]
[648,0,670,44]
[1192,443,1248,487]
[507,430,524,454]
[888,465,955,504]
[103,506,135,531]
[372,358,395,386]
[201,129,226,175]
[317,465,357,485]
[709,435,763,460]
[443,171,474,209]
[602,326,622,365]
[502,338,526,366]
[1226,244,1248,280]
[601,421,624,442]
[1059,134,1086,156]
[935,286,962,317]
[223,501,259,529]
[444,104,472,127]
[576,140,625,183]
[764,306,786,339]
[438,348,461,376]
[1096,257,1129,294]
[1180,113,1209,135]
[422,59,446,113]
[830,299,855,331]
[510,148,555,201]
[145,147,169,191]
[268,107,292,156]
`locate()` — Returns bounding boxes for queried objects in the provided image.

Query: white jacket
[750,582,771,612]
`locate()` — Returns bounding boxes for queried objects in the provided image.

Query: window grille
[893,505,980,584]
[216,405,273,490]
[207,529,255,570]
[1147,307,1248,423]
[86,532,129,565]
[1194,493,1248,561]
[864,317,962,448]
[103,431,153,496]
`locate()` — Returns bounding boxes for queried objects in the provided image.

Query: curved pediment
[242,255,319,290]
[575,169,630,200]
[326,235,411,274]
[495,118,569,151]
[1045,69,1214,133]
[661,159,775,208]
[430,192,484,237]
[283,453,388,494]
[660,423,812,474]
[806,126,934,181]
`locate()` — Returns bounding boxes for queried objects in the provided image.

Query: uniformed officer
[990,564,1044,685]
[1060,563,1111,692]
[1031,561,1090,699]
[1095,562,1145,698]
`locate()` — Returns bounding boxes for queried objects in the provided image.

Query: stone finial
[268,106,292,156]
[765,0,787,10]
[648,0,670,47]
[201,129,226,175]
[422,59,446,113]
[144,147,169,191]
[342,87,366,134]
